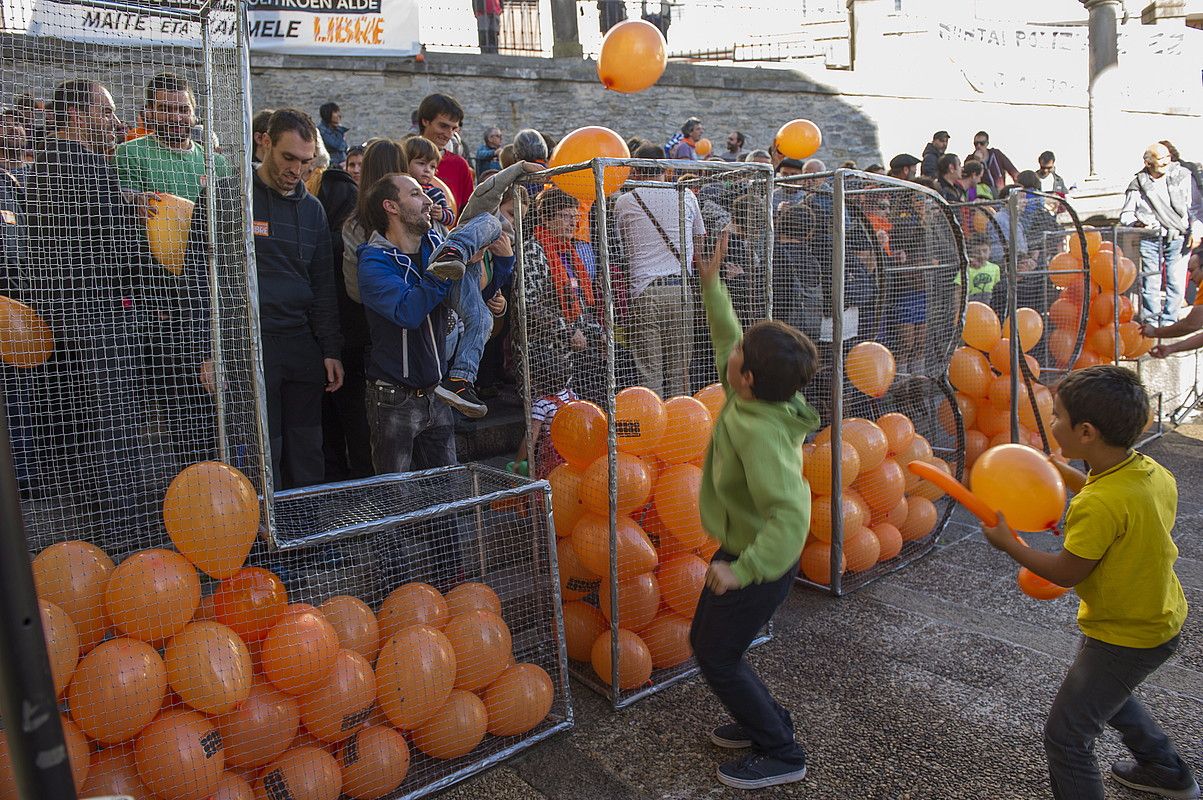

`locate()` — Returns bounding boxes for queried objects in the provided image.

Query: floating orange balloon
[846,341,896,397]
[775,119,822,160]
[876,413,915,456]
[32,540,114,653]
[484,663,555,737]
[652,464,707,551]
[871,523,904,561]
[1018,567,1070,601]
[340,726,410,800]
[599,571,659,631]
[898,495,938,541]
[105,548,201,645]
[135,709,225,800]
[693,382,726,421]
[261,609,340,696]
[852,458,906,517]
[557,536,599,601]
[413,689,488,760]
[299,649,376,743]
[562,601,606,662]
[378,582,449,644]
[656,396,712,464]
[1048,251,1084,288]
[615,386,667,455]
[597,19,667,93]
[215,678,300,770]
[0,295,54,368]
[548,463,586,536]
[640,612,693,668]
[950,346,990,398]
[844,528,881,573]
[578,451,653,516]
[68,637,167,744]
[81,743,150,800]
[39,599,78,698]
[549,126,631,202]
[971,444,1066,531]
[256,746,342,800]
[319,595,381,664]
[799,541,845,585]
[164,461,260,580]
[550,400,608,469]
[591,629,653,689]
[963,301,1001,352]
[147,192,195,275]
[694,138,712,157]
[444,609,513,691]
[213,566,288,644]
[166,621,253,715]
[843,418,889,471]
[375,624,457,730]
[802,438,860,495]
[571,513,659,578]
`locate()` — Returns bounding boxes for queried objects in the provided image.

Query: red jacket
[437,151,475,212]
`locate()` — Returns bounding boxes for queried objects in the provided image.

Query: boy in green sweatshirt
[689,230,820,791]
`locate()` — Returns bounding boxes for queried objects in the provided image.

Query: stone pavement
[443,425,1203,800]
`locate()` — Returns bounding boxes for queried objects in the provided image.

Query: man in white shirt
[614,145,705,397]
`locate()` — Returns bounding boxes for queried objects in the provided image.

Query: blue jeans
[1138,234,1188,326]
[433,215,501,384]
[1045,634,1192,800]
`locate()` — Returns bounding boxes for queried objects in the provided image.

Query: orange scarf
[535,224,594,324]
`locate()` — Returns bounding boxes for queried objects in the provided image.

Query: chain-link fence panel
[513,157,775,706]
[775,170,968,595]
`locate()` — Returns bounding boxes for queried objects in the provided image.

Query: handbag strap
[631,190,682,261]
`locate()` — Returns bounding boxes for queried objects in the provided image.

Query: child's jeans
[689,550,805,765]
[1045,634,1191,800]
[433,215,501,384]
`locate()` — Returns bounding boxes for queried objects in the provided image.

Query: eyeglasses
[974,140,987,146]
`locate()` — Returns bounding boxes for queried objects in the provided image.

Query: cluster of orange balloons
[950,301,1057,469]
[18,537,553,800]
[799,413,940,585]
[549,385,726,689]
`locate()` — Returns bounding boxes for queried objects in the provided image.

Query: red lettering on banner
[312,15,384,44]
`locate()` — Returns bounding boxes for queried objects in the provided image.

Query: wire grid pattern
[774,171,967,595]
[1,0,270,566]
[513,158,774,706]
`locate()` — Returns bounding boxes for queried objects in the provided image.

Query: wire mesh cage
[513,156,775,706]
[774,170,968,595]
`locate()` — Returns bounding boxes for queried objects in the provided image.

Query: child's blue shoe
[716,752,807,790]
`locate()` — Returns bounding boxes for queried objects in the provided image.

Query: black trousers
[262,332,325,489]
[690,551,805,764]
[322,344,373,481]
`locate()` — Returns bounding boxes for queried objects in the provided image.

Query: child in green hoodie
[689,230,820,791]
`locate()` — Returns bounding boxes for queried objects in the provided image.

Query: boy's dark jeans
[690,551,805,765]
[1046,634,1192,800]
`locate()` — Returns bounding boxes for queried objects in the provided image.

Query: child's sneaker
[1111,760,1200,799]
[716,753,807,790]
[427,258,466,282]
[436,377,488,418]
[709,722,752,749]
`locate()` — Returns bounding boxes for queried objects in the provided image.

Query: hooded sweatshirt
[699,278,820,587]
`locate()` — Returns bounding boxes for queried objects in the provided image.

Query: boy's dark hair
[681,117,701,136]
[632,143,665,179]
[50,79,100,132]
[144,72,192,107]
[403,134,441,165]
[1056,365,1149,448]
[265,108,317,145]
[961,160,984,178]
[936,153,960,177]
[417,93,464,129]
[319,102,339,124]
[1039,150,1055,163]
[362,173,405,235]
[741,321,818,402]
[252,109,275,137]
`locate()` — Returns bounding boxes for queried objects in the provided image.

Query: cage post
[1006,189,1021,442]
[201,12,228,462]
[829,169,846,596]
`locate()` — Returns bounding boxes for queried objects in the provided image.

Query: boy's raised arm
[699,230,740,385]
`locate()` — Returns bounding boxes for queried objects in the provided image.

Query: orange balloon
[0,294,54,368]
[597,19,667,93]
[578,452,653,516]
[1018,567,1070,601]
[549,400,608,469]
[166,621,252,715]
[1069,229,1103,260]
[378,582,449,644]
[799,541,846,585]
[298,649,376,743]
[164,461,260,580]
[937,392,976,437]
[694,137,712,157]
[68,637,166,744]
[216,678,300,770]
[591,629,653,689]
[32,540,114,653]
[652,464,707,551]
[212,772,256,800]
[548,464,586,536]
[81,743,149,800]
[910,458,951,502]
[1118,321,1142,357]
[212,567,288,644]
[640,612,693,669]
[445,582,503,619]
[1048,327,1077,367]
[135,709,225,800]
[1128,334,1153,359]
[571,513,658,578]
[1020,384,1054,432]
[1048,296,1081,331]
[1115,257,1136,294]
[876,413,915,456]
[843,418,889,471]
[846,341,896,397]
[870,523,904,561]
[261,609,340,696]
[598,571,659,631]
[970,444,1066,531]
[1074,347,1111,369]
[883,496,910,529]
[775,119,822,160]
[1089,291,1118,327]
[895,433,933,468]
[105,548,201,645]
[1089,249,1126,291]
[950,346,990,398]
[975,402,1010,439]
[6,715,93,798]
[1048,251,1084,288]
[693,383,726,421]
[809,493,866,544]
[375,624,456,730]
[39,599,79,698]
[413,689,488,760]
[562,601,607,662]
[1117,294,1134,323]
[319,595,380,664]
[339,726,410,800]
[146,192,196,275]
[655,396,712,464]
[256,746,342,800]
[802,438,860,494]
[852,459,906,517]
[844,528,881,573]
[1003,307,1044,353]
[484,663,555,737]
[549,127,631,202]
[962,301,1001,352]
[1088,324,1118,361]
[614,386,667,455]
[557,536,600,601]
[444,610,513,691]
[898,495,938,541]
[657,553,707,618]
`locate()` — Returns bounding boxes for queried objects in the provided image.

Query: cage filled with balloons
[512,151,775,705]
[773,170,969,594]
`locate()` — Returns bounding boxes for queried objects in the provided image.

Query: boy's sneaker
[709,723,752,749]
[716,753,807,790]
[436,377,488,418]
[427,258,466,282]
[1111,760,1200,799]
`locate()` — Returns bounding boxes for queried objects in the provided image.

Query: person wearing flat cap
[888,153,921,180]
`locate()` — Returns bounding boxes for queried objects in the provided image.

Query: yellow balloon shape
[597,19,667,94]
[163,461,260,579]
[147,193,195,276]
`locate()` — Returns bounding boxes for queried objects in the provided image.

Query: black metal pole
[0,393,78,800]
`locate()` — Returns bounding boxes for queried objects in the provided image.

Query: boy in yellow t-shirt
[982,366,1195,800]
